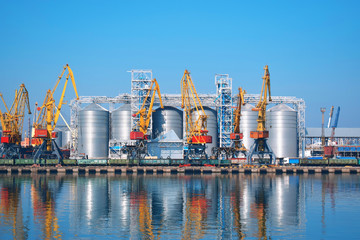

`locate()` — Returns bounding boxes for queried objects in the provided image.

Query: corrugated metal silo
[240,103,258,150]
[267,104,297,158]
[152,106,183,139]
[192,106,218,156]
[79,103,109,159]
[62,130,71,149]
[111,104,132,141]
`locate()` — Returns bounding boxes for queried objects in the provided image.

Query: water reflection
[0,174,360,239]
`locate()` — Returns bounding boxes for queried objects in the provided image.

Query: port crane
[127,78,164,159]
[212,87,247,160]
[181,70,212,163]
[32,64,79,164]
[0,84,31,159]
[247,65,276,164]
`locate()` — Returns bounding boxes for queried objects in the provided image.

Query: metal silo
[62,130,71,149]
[192,106,218,156]
[111,104,132,141]
[152,106,183,139]
[79,103,109,159]
[267,104,297,158]
[240,103,258,151]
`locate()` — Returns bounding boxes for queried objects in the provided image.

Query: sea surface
[0,173,359,239]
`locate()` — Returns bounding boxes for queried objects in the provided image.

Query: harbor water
[0,174,359,239]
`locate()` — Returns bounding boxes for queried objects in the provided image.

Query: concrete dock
[1,166,360,175]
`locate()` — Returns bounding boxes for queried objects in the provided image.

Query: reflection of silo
[192,106,217,155]
[152,106,183,139]
[79,103,109,159]
[62,130,71,149]
[240,103,258,150]
[53,129,62,147]
[111,104,131,141]
[267,104,297,158]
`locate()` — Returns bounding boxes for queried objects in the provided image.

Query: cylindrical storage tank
[240,103,258,151]
[79,103,109,159]
[267,104,297,158]
[152,106,183,139]
[62,130,71,149]
[53,129,62,148]
[111,104,131,141]
[191,106,217,156]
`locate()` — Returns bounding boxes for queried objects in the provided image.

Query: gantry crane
[212,87,247,160]
[126,78,163,159]
[247,65,275,164]
[0,84,31,159]
[181,70,212,163]
[32,64,79,164]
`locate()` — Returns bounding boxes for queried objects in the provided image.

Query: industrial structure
[67,68,306,163]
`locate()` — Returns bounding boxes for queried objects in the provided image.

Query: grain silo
[192,106,218,156]
[240,103,258,151]
[62,130,71,149]
[111,104,132,141]
[267,104,298,158]
[152,106,183,139]
[79,103,109,159]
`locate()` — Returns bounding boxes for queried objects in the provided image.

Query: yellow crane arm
[53,65,79,130]
[233,87,246,134]
[133,78,163,135]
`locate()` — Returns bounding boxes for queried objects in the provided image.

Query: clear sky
[0,0,359,128]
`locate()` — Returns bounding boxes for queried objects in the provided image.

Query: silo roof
[268,103,295,112]
[242,103,255,110]
[82,103,108,111]
[114,104,131,111]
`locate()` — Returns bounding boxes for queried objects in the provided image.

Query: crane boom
[0,84,31,145]
[231,87,246,150]
[181,70,211,144]
[130,78,164,140]
[33,64,79,164]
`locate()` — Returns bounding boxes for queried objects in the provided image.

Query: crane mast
[32,64,79,164]
[231,87,246,150]
[181,70,212,162]
[0,84,31,159]
[247,65,276,164]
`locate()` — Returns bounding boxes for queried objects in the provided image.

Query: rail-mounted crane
[247,65,276,164]
[181,70,212,162]
[0,84,31,159]
[126,78,164,159]
[32,64,79,164]
[212,87,247,160]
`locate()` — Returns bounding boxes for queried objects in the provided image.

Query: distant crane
[181,70,212,162]
[247,65,276,164]
[127,78,164,159]
[327,106,334,128]
[330,107,340,145]
[32,64,79,164]
[320,107,326,148]
[0,84,31,159]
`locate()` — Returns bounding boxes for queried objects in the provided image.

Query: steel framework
[215,74,233,148]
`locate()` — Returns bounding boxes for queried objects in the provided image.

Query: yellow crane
[247,65,275,164]
[0,84,31,159]
[130,78,164,140]
[231,87,247,151]
[181,70,212,162]
[125,78,163,160]
[32,64,79,164]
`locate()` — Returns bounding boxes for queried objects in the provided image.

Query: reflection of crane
[32,64,79,164]
[247,66,275,164]
[181,70,212,162]
[126,78,164,160]
[0,84,31,159]
[183,195,208,240]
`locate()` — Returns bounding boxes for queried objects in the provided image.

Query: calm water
[0,173,359,240]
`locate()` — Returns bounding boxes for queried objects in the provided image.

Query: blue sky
[0,0,359,128]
